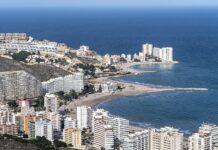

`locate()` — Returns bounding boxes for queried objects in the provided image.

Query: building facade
[63,128,81,148]
[150,127,184,150]
[123,130,149,150]
[44,93,59,112]
[42,73,84,94]
[77,106,92,129]
[0,71,42,101]
[35,119,53,141]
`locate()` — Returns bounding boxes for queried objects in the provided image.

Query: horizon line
[1,5,218,9]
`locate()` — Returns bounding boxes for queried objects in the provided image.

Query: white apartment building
[64,117,77,128]
[123,130,149,150]
[0,105,14,124]
[44,93,59,112]
[93,115,115,150]
[121,54,126,59]
[140,43,173,62]
[108,116,129,141]
[77,106,92,129]
[80,45,89,51]
[0,40,58,53]
[133,53,139,60]
[152,47,162,58]
[92,109,109,132]
[35,119,53,141]
[0,33,28,43]
[0,71,42,101]
[126,54,132,61]
[188,124,215,150]
[93,109,110,148]
[150,127,184,150]
[42,72,84,94]
[101,82,118,93]
[188,132,212,150]
[103,54,113,65]
[198,124,218,147]
[104,125,115,150]
[64,73,84,93]
[161,47,173,62]
[143,43,153,56]
[47,112,61,132]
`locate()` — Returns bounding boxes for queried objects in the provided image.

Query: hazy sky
[1,0,218,7]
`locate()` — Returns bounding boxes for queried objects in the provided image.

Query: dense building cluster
[102,43,174,66]
[0,42,58,53]
[0,33,191,150]
[0,91,218,150]
[139,43,173,62]
[0,71,42,101]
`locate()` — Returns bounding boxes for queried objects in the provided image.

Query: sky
[1,0,218,7]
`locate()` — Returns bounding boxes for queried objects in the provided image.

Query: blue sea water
[1,7,218,134]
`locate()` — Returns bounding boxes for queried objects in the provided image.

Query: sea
[1,7,218,134]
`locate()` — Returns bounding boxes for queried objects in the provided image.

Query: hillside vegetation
[0,57,70,81]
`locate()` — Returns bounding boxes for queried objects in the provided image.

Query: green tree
[63,94,71,101]
[33,96,44,110]
[7,100,18,109]
[11,51,31,62]
[32,136,54,150]
[109,66,117,72]
[53,139,67,148]
[56,91,64,99]
[75,63,96,76]
[69,89,78,99]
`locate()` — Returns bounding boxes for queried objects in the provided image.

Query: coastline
[67,61,208,121]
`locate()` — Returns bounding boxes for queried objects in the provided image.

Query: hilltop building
[0,33,29,43]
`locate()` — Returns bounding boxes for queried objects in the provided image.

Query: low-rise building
[0,33,28,43]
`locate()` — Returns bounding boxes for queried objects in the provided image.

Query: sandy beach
[65,62,207,119]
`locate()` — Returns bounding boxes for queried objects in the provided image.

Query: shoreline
[66,61,208,122]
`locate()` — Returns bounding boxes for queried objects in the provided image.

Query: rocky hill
[0,57,70,81]
[0,138,38,150]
